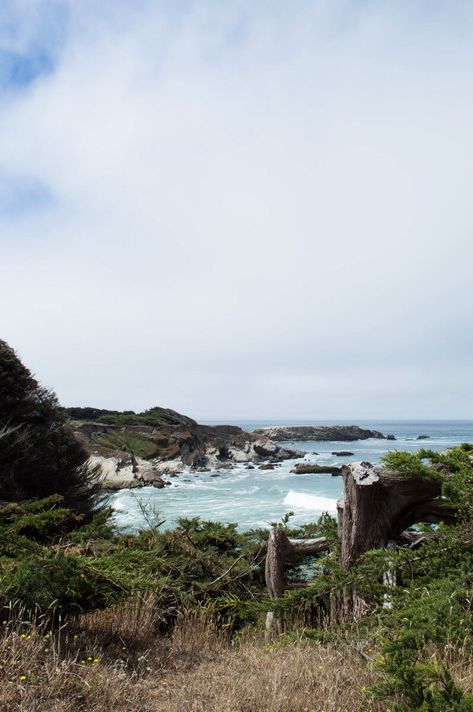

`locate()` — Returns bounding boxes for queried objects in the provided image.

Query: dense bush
[0,340,99,516]
[0,498,265,618]
[3,552,123,613]
[63,405,196,427]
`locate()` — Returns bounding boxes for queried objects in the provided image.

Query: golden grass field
[3,597,473,712]
[0,597,381,712]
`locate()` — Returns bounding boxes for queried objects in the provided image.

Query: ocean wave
[111,500,128,512]
[283,490,337,513]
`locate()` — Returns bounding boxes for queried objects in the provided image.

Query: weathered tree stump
[264,528,328,636]
[340,461,456,569]
[265,528,328,599]
[264,461,457,627]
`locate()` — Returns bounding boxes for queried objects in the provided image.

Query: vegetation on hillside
[63,405,197,428]
[2,339,473,710]
[89,430,162,459]
[2,456,473,711]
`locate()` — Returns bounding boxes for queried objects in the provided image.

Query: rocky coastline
[68,407,304,491]
[68,409,401,491]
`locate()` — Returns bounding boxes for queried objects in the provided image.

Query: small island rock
[254,425,388,442]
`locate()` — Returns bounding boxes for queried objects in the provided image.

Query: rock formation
[291,464,342,475]
[68,407,305,490]
[253,425,388,441]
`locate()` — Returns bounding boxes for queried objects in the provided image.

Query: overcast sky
[0,0,472,421]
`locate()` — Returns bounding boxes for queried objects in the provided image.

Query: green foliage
[382,446,473,515]
[2,552,123,614]
[0,497,81,558]
[373,575,473,711]
[0,503,267,624]
[67,508,116,543]
[0,498,121,614]
[252,446,473,708]
[0,340,100,517]
[63,405,195,428]
[381,447,473,542]
[62,406,136,421]
[425,446,473,518]
[381,450,441,480]
[1,436,473,710]
[91,431,160,459]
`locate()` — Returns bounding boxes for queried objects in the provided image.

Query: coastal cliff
[66,407,304,490]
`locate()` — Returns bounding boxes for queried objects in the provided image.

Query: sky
[0,0,473,421]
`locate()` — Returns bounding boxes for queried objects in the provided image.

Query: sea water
[108,420,473,532]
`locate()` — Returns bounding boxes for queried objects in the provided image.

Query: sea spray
[283,490,338,513]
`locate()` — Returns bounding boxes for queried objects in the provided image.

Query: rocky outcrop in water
[291,464,343,475]
[253,425,388,442]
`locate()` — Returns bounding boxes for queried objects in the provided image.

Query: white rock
[228,447,252,462]
[89,455,136,483]
[151,458,185,476]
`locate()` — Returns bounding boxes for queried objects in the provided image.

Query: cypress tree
[0,340,99,516]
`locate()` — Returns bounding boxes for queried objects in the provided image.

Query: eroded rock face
[152,459,184,476]
[90,455,169,490]
[253,425,388,442]
[73,410,307,490]
[253,439,278,458]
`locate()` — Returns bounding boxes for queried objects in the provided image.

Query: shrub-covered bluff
[66,406,305,490]
[67,409,396,490]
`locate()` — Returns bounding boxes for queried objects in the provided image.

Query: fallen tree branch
[265,529,328,599]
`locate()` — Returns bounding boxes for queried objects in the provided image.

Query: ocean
[108,420,473,532]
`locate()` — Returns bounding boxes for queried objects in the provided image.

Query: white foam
[111,500,128,512]
[283,490,337,513]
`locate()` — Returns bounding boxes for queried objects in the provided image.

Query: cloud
[0,0,68,89]
[0,0,472,419]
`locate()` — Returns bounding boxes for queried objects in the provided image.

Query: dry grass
[0,601,153,712]
[0,626,149,711]
[150,637,382,712]
[429,642,473,696]
[0,601,384,712]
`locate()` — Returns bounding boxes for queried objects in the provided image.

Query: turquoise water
[108,420,473,532]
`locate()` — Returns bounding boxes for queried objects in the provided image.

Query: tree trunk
[265,528,328,599]
[264,461,457,628]
[340,462,456,569]
[264,528,328,636]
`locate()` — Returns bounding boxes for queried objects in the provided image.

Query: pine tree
[0,340,99,516]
